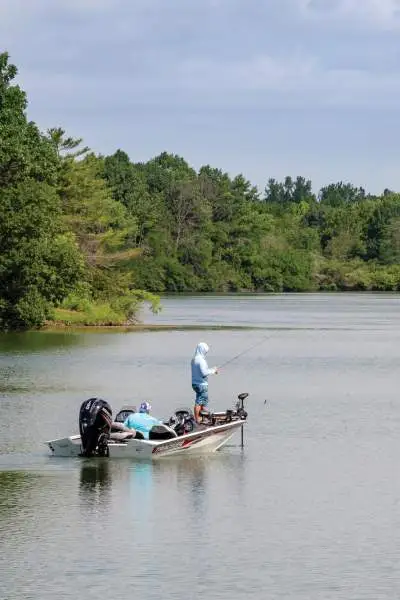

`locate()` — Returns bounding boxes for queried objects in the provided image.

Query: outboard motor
[79,398,113,457]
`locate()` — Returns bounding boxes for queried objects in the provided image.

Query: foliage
[0,53,156,329]
[2,51,400,332]
[0,177,84,330]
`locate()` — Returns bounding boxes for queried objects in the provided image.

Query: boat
[45,393,249,460]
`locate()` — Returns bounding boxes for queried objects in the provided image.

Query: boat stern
[46,435,83,457]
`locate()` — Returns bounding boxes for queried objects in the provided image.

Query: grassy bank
[49,305,131,327]
[45,288,162,328]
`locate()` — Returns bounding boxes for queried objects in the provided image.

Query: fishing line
[218,334,271,369]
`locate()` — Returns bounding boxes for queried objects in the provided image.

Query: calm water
[1,293,400,599]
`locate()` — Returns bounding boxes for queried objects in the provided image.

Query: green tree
[103,150,164,247]
[59,154,140,293]
[319,182,366,207]
[0,53,83,329]
[264,178,285,204]
[0,180,84,329]
[0,52,57,187]
[366,194,400,261]
[380,217,400,264]
[47,127,89,160]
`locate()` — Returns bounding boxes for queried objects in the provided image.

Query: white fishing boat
[46,394,248,460]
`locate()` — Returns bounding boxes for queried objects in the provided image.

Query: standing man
[191,342,219,423]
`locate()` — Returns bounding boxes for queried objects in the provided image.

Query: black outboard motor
[79,398,113,457]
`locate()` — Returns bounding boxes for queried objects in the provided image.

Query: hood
[194,342,209,357]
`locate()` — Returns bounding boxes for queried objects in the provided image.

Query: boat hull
[46,420,244,459]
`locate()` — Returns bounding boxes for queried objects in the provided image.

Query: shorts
[192,383,209,406]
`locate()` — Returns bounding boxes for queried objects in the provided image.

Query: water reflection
[3,293,400,600]
[79,459,112,510]
[0,471,35,527]
[0,331,85,354]
[176,457,207,517]
[223,452,247,501]
[128,460,154,524]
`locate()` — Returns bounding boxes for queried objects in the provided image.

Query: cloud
[302,0,400,29]
[1,0,119,17]
[1,0,400,195]
[2,1,400,112]
[2,0,400,32]
[17,51,400,116]
[175,53,400,109]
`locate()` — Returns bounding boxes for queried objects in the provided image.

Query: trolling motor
[235,392,249,420]
[236,392,248,448]
[199,392,249,426]
[79,398,113,457]
[197,392,249,448]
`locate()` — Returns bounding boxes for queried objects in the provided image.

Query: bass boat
[46,393,249,459]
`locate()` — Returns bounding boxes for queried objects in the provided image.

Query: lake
[1,293,400,599]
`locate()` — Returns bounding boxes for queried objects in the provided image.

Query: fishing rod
[211,335,271,450]
[217,334,271,369]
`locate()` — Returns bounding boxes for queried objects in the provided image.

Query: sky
[1,0,400,194]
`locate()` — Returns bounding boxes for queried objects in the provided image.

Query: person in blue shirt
[191,342,219,423]
[123,402,163,439]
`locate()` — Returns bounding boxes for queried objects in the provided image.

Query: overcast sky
[1,0,400,193]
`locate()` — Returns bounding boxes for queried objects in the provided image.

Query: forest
[1,51,400,330]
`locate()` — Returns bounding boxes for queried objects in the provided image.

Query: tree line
[1,52,400,330]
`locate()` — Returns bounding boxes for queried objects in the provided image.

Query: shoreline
[41,322,266,333]
[34,290,400,333]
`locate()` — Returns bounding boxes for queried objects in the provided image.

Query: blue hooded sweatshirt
[191,342,217,386]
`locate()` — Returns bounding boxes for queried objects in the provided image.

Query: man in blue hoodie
[123,402,163,439]
[191,342,219,423]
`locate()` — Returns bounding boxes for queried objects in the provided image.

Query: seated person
[110,420,137,440]
[123,401,163,440]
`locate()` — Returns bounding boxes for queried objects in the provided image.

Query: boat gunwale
[45,419,245,449]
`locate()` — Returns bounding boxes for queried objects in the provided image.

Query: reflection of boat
[78,459,113,511]
[79,459,112,490]
[46,394,249,460]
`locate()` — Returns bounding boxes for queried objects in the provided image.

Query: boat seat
[148,424,177,440]
[114,406,137,423]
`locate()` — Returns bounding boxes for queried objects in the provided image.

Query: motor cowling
[79,398,113,457]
